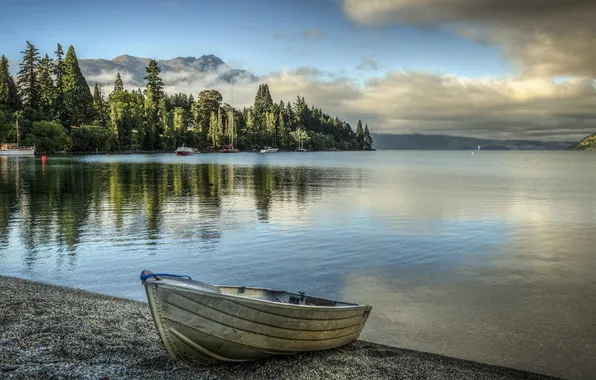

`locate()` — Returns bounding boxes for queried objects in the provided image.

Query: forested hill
[566,132,596,151]
[0,41,374,153]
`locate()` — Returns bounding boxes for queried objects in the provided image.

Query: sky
[1,0,596,141]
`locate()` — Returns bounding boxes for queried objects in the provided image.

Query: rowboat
[140,270,372,367]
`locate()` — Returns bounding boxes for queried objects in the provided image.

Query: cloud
[340,0,596,77]
[97,65,596,142]
[356,58,378,71]
[303,28,325,40]
[86,69,137,87]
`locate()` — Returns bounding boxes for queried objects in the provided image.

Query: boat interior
[217,286,357,307]
[145,273,358,307]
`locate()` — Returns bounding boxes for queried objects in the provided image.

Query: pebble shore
[0,276,561,380]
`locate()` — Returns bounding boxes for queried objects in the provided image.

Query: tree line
[0,41,374,153]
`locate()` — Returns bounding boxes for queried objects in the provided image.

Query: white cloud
[86,69,136,88]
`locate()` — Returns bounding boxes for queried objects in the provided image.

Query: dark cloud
[341,0,596,77]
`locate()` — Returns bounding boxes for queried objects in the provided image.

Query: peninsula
[0,42,374,154]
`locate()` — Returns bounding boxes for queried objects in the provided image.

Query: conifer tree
[92,83,108,126]
[53,43,66,123]
[62,45,93,127]
[17,41,40,110]
[363,123,373,150]
[114,73,124,92]
[38,54,55,117]
[356,120,364,149]
[0,55,21,112]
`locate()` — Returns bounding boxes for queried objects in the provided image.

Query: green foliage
[0,55,21,113]
[22,120,70,153]
[363,124,373,150]
[38,54,55,118]
[356,120,364,149]
[62,46,94,127]
[17,41,40,110]
[71,125,115,152]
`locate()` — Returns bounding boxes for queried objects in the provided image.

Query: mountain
[371,133,574,150]
[567,132,596,151]
[78,54,259,88]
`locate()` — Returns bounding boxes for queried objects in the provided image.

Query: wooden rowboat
[140,270,372,367]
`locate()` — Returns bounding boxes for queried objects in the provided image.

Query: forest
[0,42,374,153]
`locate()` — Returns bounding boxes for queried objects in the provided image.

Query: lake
[1,151,595,379]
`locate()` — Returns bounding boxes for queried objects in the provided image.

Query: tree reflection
[0,157,352,267]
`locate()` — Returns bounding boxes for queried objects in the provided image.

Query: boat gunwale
[142,278,371,311]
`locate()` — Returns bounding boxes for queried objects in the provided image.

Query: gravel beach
[0,276,561,380]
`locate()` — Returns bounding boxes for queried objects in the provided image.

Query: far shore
[0,275,559,380]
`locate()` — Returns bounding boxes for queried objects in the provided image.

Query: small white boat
[259,146,279,153]
[175,145,196,156]
[140,270,372,367]
[0,144,35,156]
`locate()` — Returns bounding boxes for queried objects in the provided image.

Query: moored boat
[175,146,196,156]
[0,143,35,156]
[259,146,279,153]
[1,118,35,157]
[140,270,372,367]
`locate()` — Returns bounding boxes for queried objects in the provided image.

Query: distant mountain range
[78,54,258,87]
[371,133,574,150]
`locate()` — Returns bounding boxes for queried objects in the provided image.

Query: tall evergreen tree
[143,59,164,105]
[17,41,40,110]
[92,83,108,126]
[38,54,55,117]
[0,55,21,112]
[363,124,373,150]
[356,120,364,149]
[53,43,66,123]
[114,73,124,92]
[62,45,93,127]
[143,60,165,149]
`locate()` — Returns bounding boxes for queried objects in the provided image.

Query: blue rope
[140,273,192,281]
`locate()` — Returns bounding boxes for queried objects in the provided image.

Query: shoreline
[0,275,559,380]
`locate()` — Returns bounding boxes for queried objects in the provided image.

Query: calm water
[1,151,595,379]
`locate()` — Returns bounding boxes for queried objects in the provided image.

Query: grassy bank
[0,276,560,380]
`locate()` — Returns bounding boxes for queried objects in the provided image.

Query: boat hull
[0,149,35,157]
[141,272,371,367]
[176,151,194,156]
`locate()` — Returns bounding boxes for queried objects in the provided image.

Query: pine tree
[114,73,124,92]
[62,45,93,128]
[356,120,364,149]
[143,60,165,149]
[54,43,66,123]
[92,83,108,126]
[143,59,164,105]
[0,55,21,112]
[363,124,373,150]
[38,54,55,117]
[17,41,40,110]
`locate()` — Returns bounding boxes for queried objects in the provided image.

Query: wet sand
[0,276,561,380]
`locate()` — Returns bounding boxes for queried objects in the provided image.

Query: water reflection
[0,157,353,265]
